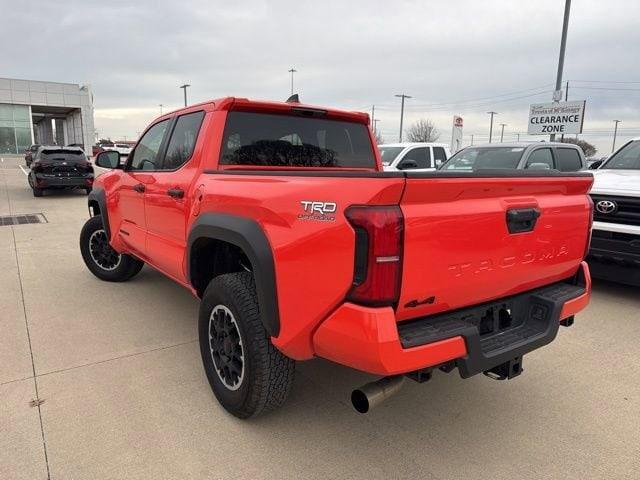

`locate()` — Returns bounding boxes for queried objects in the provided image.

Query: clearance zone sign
[528,100,586,135]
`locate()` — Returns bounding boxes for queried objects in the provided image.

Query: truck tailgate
[396,173,593,322]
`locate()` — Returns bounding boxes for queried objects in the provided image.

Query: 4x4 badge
[595,200,617,214]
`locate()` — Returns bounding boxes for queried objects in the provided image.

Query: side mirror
[398,159,418,170]
[95,150,121,169]
[589,159,604,169]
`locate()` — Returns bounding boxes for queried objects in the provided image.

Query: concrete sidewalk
[1,155,639,479]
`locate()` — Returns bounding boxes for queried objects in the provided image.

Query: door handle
[133,183,145,193]
[167,188,184,199]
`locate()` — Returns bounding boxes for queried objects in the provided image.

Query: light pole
[159,104,163,115]
[179,84,190,107]
[550,0,572,141]
[373,119,381,135]
[470,134,474,146]
[487,111,497,143]
[499,123,507,143]
[612,120,621,152]
[395,94,412,142]
[288,68,297,95]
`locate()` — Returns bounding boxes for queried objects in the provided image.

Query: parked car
[102,143,132,157]
[80,97,592,418]
[92,145,104,157]
[380,142,451,171]
[587,138,640,286]
[439,142,587,172]
[24,144,42,167]
[28,146,94,197]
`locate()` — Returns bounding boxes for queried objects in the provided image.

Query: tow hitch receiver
[483,356,523,380]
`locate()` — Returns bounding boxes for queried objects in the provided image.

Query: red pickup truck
[81,97,593,418]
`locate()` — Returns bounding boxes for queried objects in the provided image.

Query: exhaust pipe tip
[351,376,405,414]
[351,389,372,414]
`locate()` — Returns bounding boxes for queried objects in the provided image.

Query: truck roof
[156,97,370,125]
[467,142,579,149]
[380,142,450,148]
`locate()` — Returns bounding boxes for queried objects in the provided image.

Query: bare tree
[406,119,440,142]
[375,130,384,145]
[561,137,597,158]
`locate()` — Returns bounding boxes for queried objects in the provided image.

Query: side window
[162,111,205,170]
[525,148,554,170]
[555,148,583,171]
[402,147,430,169]
[128,119,169,171]
[433,147,447,167]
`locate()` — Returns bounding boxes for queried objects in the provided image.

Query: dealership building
[0,77,95,155]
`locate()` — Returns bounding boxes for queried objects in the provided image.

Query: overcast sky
[2,0,639,155]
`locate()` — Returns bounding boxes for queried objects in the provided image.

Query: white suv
[588,138,640,286]
[379,143,451,172]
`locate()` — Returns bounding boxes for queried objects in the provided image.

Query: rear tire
[85,187,93,195]
[32,188,43,197]
[199,272,294,418]
[80,215,143,282]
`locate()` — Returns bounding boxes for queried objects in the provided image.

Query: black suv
[28,146,94,197]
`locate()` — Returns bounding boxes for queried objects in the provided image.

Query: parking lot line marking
[19,165,29,176]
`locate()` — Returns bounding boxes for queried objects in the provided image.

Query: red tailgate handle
[506,208,540,234]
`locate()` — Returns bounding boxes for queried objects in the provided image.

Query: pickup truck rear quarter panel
[195,172,406,359]
[397,175,594,321]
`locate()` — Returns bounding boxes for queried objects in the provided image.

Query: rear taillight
[345,205,404,306]
[584,195,594,259]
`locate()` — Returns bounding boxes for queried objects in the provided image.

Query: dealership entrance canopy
[0,77,95,154]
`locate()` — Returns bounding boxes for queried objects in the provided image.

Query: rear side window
[555,148,583,171]
[442,147,524,171]
[433,147,447,167]
[162,111,205,170]
[525,148,554,170]
[220,112,375,168]
[403,147,431,169]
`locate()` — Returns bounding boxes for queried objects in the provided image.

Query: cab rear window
[220,112,375,168]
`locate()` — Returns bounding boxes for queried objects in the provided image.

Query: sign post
[527,100,585,136]
[451,115,463,153]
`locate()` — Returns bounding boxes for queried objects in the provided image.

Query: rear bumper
[312,261,591,376]
[34,173,94,188]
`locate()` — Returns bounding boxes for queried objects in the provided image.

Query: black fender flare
[187,213,280,337]
[87,188,110,238]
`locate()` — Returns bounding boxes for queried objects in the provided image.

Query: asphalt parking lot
[1,154,639,480]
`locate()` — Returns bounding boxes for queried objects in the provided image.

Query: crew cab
[380,142,451,171]
[80,97,593,418]
[440,142,587,172]
[587,138,640,286]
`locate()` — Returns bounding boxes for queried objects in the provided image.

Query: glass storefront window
[15,128,32,152]
[0,104,33,154]
[0,127,15,154]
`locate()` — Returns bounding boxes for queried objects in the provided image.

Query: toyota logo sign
[595,200,617,214]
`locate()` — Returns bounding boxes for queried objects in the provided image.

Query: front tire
[32,187,43,197]
[199,272,295,418]
[80,215,143,282]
